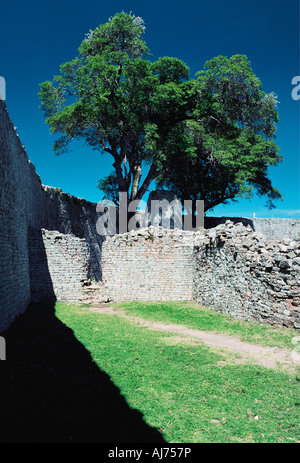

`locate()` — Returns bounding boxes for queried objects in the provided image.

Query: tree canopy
[39,12,282,214]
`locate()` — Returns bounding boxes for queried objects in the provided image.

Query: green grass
[115,301,297,350]
[55,302,300,443]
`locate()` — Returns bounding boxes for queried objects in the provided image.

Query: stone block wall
[101,222,300,329]
[102,227,195,301]
[0,101,33,331]
[193,221,300,329]
[1,97,300,333]
[0,100,102,332]
[33,186,104,281]
[29,228,90,303]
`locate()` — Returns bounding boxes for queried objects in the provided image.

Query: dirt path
[86,305,300,374]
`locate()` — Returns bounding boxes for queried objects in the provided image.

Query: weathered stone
[1,96,300,333]
[29,228,90,303]
[291,258,300,267]
[100,222,300,330]
[279,260,290,270]
[278,244,288,252]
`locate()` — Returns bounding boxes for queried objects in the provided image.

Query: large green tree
[39,12,282,215]
[157,55,282,212]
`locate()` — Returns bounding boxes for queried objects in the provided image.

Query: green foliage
[39,13,282,212]
[158,55,282,211]
[97,172,119,205]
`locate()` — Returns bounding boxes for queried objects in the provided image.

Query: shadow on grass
[0,301,165,443]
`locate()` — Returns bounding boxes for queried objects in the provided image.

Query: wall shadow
[28,227,56,303]
[0,301,165,443]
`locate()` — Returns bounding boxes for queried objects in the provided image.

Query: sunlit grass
[55,302,300,443]
[115,301,297,350]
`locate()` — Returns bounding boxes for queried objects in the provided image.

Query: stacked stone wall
[193,221,300,329]
[1,97,300,333]
[32,186,104,281]
[29,228,90,303]
[101,222,300,329]
[0,101,33,331]
[0,100,101,332]
[102,227,195,302]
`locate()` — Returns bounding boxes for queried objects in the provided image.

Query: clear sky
[1,0,299,218]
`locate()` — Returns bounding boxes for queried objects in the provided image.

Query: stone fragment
[278,244,288,252]
[279,260,290,270]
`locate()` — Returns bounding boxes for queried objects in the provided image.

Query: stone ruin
[0,98,299,332]
[101,221,300,330]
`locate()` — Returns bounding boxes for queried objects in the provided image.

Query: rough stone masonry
[1,97,300,333]
[193,221,300,329]
[0,99,103,332]
[101,222,300,330]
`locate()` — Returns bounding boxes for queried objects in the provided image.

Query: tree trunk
[130,164,142,201]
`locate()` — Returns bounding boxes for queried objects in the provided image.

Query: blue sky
[1,0,299,218]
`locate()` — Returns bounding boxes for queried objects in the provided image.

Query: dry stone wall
[0,101,34,331]
[32,186,104,281]
[102,227,195,302]
[193,221,300,329]
[0,100,102,332]
[1,97,300,333]
[101,222,300,330]
[29,228,90,303]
